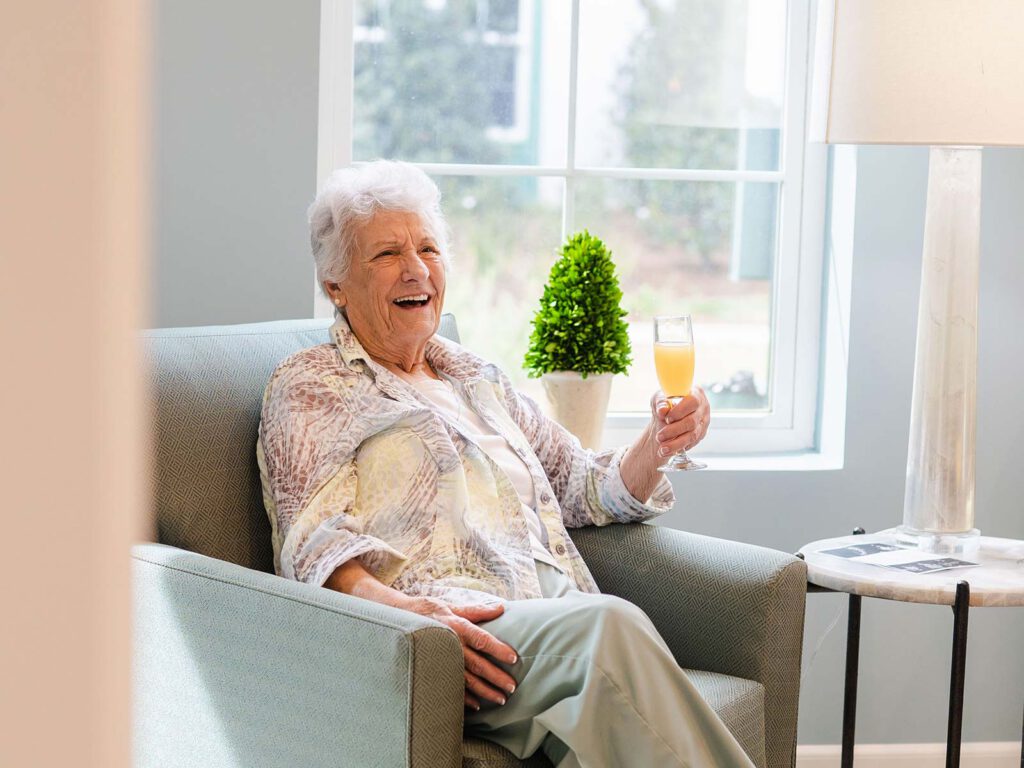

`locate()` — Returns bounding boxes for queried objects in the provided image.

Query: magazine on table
[819,541,979,574]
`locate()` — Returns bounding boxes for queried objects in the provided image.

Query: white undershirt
[409,376,562,570]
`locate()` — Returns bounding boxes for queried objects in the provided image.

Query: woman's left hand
[650,387,710,459]
[620,386,712,501]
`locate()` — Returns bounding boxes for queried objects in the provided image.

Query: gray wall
[153,4,1024,744]
[153,0,319,327]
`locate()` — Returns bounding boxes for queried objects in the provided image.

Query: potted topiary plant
[523,231,632,448]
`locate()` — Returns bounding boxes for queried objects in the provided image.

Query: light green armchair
[134,317,806,768]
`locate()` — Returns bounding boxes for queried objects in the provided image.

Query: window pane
[488,45,518,128]
[573,177,776,413]
[575,0,787,171]
[354,0,568,165]
[436,175,564,405]
[485,0,520,33]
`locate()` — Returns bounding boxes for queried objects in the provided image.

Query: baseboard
[796,742,1020,768]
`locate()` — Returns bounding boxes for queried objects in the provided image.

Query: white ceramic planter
[540,371,614,450]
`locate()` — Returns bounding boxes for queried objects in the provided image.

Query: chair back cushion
[145,315,459,572]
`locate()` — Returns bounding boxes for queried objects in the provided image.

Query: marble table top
[799,529,1024,607]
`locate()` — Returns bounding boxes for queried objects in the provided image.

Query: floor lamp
[811,0,1024,552]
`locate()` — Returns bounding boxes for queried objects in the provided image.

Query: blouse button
[555,544,566,556]
[540,492,551,505]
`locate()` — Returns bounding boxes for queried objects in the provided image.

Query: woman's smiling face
[326,209,446,363]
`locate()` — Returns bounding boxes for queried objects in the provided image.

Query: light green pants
[464,562,757,768]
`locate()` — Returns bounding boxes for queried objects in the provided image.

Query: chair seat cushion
[685,669,766,768]
[462,737,553,768]
[460,670,766,768]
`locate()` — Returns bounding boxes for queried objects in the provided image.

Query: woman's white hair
[308,160,451,296]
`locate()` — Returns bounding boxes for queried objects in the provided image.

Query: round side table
[798,529,1024,768]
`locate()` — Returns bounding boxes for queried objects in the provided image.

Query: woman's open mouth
[392,294,431,310]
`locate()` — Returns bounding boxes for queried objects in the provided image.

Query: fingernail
[498,696,507,706]
[506,683,516,694]
[472,703,481,711]
[658,447,669,457]
[509,653,518,664]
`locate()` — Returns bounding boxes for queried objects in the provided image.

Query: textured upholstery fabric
[145,319,334,573]
[133,542,465,768]
[462,738,554,768]
[138,316,802,768]
[570,523,805,768]
[684,671,767,768]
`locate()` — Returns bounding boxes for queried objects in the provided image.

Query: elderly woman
[258,161,754,768]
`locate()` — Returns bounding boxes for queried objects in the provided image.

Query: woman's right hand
[403,596,519,712]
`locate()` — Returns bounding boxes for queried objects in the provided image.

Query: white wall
[153,3,1024,744]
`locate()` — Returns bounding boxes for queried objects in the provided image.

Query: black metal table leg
[841,527,866,768]
[841,593,862,768]
[946,581,970,768]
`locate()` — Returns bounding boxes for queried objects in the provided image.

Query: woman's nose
[400,250,429,280]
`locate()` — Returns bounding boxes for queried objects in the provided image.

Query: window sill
[693,450,843,472]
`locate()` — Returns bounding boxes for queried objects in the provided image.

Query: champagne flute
[653,315,706,471]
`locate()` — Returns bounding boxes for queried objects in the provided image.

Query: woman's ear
[324,281,346,309]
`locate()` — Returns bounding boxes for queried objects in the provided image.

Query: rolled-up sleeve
[276,462,407,586]
[586,446,674,526]
[497,374,675,528]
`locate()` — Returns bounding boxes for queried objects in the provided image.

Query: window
[354,0,533,144]
[318,0,827,454]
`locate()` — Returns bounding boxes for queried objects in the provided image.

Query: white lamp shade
[811,0,1024,146]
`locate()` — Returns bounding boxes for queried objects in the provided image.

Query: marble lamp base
[895,524,981,556]
[901,146,983,548]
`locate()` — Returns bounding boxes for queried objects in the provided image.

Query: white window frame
[315,0,829,456]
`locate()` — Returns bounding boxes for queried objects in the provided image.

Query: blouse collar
[328,313,497,386]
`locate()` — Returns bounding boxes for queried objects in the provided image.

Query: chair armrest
[133,543,464,768]
[568,523,806,768]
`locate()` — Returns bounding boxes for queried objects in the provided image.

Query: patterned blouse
[257,315,675,606]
